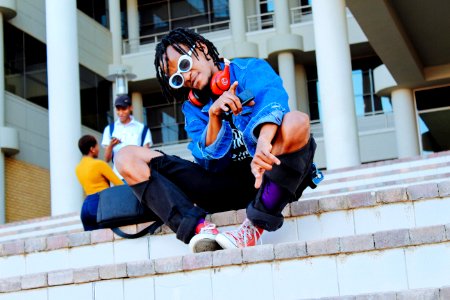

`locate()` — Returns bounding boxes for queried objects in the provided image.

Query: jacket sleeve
[183,101,234,171]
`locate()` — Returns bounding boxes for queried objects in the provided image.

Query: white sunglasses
[168,45,196,89]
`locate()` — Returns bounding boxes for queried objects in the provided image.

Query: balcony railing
[247,5,313,32]
[122,20,231,54]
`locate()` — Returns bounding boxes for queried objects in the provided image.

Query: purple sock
[261,180,284,211]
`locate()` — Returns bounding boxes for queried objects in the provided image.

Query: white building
[0,0,449,223]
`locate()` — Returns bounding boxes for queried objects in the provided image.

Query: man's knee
[114,146,137,178]
[280,111,310,150]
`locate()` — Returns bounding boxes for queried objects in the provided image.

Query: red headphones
[188,60,231,107]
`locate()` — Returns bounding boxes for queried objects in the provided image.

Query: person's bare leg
[271,111,311,156]
[114,146,163,185]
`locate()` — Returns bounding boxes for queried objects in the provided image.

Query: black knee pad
[247,136,317,231]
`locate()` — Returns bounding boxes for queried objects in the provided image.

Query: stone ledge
[0,179,449,258]
[315,285,449,300]
[1,222,449,293]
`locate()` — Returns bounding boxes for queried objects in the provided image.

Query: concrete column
[46,0,83,215]
[312,0,360,169]
[108,0,122,64]
[295,64,310,116]
[222,0,258,58]
[131,92,144,123]
[273,0,298,111]
[126,0,139,53]
[229,0,246,43]
[392,88,420,158]
[108,0,123,120]
[278,52,297,111]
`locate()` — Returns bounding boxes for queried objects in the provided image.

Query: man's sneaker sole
[215,233,238,249]
[189,233,222,253]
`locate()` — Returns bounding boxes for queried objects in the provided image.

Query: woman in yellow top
[75,135,123,231]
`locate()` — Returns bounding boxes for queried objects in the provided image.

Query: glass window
[77,0,108,28]
[137,0,229,44]
[5,23,111,132]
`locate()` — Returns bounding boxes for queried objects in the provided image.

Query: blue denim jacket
[183,58,290,171]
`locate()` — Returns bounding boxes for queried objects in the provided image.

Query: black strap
[111,220,163,239]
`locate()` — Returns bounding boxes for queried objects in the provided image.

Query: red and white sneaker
[188,220,222,253]
[216,218,264,249]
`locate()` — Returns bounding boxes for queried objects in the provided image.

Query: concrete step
[0,213,82,243]
[0,179,449,281]
[314,286,450,300]
[0,222,449,299]
[303,151,450,198]
[1,151,449,244]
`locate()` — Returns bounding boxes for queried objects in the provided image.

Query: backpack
[109,122,149,162]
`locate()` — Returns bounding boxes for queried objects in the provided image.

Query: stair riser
[1,196,449,280]
[1,241,449,300]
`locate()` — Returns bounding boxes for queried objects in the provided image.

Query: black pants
[131,136,316,243]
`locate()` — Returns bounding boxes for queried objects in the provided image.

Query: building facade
[0,0,449,223]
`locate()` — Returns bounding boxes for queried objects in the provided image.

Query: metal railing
[291,5,313,24]
[247,5,313,32]
[122,20,231,54]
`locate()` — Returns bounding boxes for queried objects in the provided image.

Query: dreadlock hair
[154,27,222,103]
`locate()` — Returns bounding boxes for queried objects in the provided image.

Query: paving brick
[68,231,91,247]
[21,272,47,290]
[347,192,377,209]
[113,225,137,240]
[438,180,450,197]
[74,266,99,283]
[47,234,70,250]
[377,187,408,203]
[340,234,374,253]
[291,199,319,217]
[397,288,439,300]
[91,228,114,244]
[0,277,21,292]
[407,183,439,200]
[183,252,213,271]
[99,263,127,279]
[318,195,349,212]
[281,204,291,217]
[236,209,247,223]
[127,260,155,277]
[243,244,274,263]
[274,241,307,260]
[355,292,396,299]
[211,211,237,226]
[374,228,410,249]
[409,225,446,245]
[154,256,182,273]
[440,286,450,299]
[0,240,25,256]
[212,248,242,267]
[25,237,47,253]
[307,237,340,256]
[160,224,173,234]
[48,269,74,286]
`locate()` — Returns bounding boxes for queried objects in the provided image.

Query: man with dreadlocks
[115,27,322,253]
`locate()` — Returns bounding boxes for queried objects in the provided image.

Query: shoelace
[199,222,217,234]
[233,220,262,246]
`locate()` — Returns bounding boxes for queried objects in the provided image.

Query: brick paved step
[1,151,449,244]
[0,179,449,282]
[0,222,449,299]
[303,151,450,198]
[313,285,450,300]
